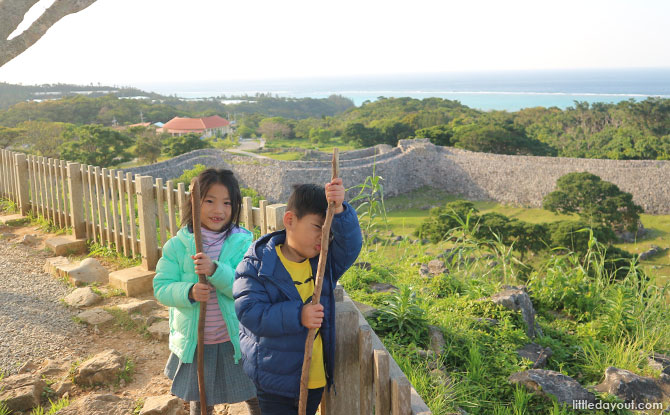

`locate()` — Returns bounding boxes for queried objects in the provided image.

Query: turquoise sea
[135,68,670,111]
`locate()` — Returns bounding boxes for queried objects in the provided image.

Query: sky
[0,0,669,86]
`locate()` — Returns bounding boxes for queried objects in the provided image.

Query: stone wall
[122,140,670,214]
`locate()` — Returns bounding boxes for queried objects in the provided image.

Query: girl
[153,168,261,415]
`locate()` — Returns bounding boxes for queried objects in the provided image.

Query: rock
[595,367,665,404]
[392,235,403,242]
[369,282,398,293]
[131,314,158,327]
[68,257,109,286]
[352,300,377,319]
[17,360,37,374]
[74,349,126,386]
[419,264,432,279]
[417,349,436,359]
[639,245,663,261]
[20,234,39,245]
[139,395,183,415]
[428,259,446,275]
[54,379,74,397]
[353,261,372,271]
[0,232,16,240]
[115,299,158,314]
[56,393,135,415]
[0,373,46,412]
[77,308,114,326]
[148,320,170,342]
[429,325,445,354]
[509,369,595,404]
[431,368,453,390]
[517,343,553,369]
[490,285,538,338]
[64,287,102,308]
[649,353,670,375]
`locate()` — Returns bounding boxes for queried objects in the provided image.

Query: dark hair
[287,184,328,219]
[182,168,242,230]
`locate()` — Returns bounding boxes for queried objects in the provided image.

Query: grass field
[381,186,670,283]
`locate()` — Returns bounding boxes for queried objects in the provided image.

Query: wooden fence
[0,148,432,414]
[0,149,286,271]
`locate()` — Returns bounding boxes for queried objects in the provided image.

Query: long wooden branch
[0,0,98,67]
[298,148,340,415]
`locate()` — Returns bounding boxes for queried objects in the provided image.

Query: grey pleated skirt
[164,341,257,405]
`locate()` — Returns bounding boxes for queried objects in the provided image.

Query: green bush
[370,286,429,347]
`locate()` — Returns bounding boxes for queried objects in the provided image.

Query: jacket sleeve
[233,260,305,337]
[210,235,251,299]
[153,237,195,308]
[328,201,363,283]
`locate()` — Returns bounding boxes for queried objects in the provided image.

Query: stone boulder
[369,282,398,293]
[115,299,159,314]
[509,370,595,404]
[595,367,665,404]
[0,373,46,412]
[68,257,109,285]
[139,395,184,415]
[74,349,126,386]
[427,259,446,275]
[490,285,538,338]
[76,307,114,326]
[64,287,102,308]
[148,320,170,342]
[56,393,135,415]
[517,343,552,369]
[639,245,664,261]
[353,261,372,271]
[429,325,445,355]
[419,264,432,279]
[649,353,670,376]
[21,234,39,246]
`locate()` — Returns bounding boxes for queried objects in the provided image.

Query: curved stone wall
[122,139,670,214]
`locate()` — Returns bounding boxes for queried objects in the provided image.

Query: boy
[233,178,362,415]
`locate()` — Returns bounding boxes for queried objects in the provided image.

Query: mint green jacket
[153,226,252,364]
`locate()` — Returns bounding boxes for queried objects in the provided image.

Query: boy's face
[284,212,325,261]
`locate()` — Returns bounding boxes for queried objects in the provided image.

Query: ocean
[134,68,670,112]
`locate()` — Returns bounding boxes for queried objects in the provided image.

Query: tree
[415,124,453,146]
[162,133,211,157]
[257,117,292,140]
[132,128,163,164]
[543,172,643,233]
[1,0,98,67]
[309,128,332,144]
[58,124,133,167]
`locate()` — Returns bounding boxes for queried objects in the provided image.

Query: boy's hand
[190,282,210,302]
[325,178,344,214]
[301,302,324,328]
[191,252,216,276]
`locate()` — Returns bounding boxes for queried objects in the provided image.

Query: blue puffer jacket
[233,202,362,398]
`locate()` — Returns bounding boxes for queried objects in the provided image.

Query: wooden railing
[0,148,432,414]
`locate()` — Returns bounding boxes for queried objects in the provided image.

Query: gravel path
[0,240,86,375]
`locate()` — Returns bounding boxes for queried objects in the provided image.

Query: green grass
[261,136,358,152]
[263,151,305,161]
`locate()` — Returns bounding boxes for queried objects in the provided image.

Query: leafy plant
[349,159,388,243]
[370,285,429,347]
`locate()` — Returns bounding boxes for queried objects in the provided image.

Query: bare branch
[0,0,97,68]
[0,0,41,41]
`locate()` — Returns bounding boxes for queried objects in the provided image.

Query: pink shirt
[200,227,231,344]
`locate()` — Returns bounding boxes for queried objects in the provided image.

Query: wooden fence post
[259,199,268,235]
[136,176,159,271]
[391,377,411,415]
[265,203,286,232]
[67,162,86,239]
[324,300,361,414]
[242,196,253,229]
[374,349,391,415]
[359,326,374,415]
[14,153,30,216]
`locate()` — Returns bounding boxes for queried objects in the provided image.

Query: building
[161,115,232,137]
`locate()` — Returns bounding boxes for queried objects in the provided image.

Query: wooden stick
[299,148,340,415]
[190,177,208,415]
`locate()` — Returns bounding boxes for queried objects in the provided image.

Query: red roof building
[162,115,231,137]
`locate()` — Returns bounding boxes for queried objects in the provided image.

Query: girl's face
[200,183,232,231]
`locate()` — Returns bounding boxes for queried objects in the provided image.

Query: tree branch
[0,0,97,68]
[0,0,41,41]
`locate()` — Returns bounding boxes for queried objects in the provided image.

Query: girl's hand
[190,282,210,302]
[191,252,216,276]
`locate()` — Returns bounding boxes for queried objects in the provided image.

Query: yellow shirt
[276,245,326,389]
